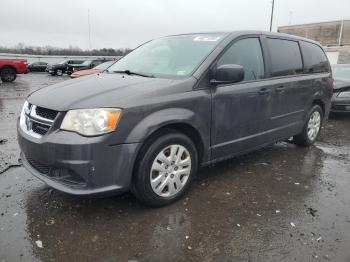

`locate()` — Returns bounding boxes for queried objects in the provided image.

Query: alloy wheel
[307,111,321,141]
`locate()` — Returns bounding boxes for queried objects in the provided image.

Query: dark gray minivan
[18,31,333,206]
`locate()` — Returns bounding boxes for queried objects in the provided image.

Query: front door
[211,37,274,160]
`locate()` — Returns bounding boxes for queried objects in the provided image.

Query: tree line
[0,43,132,56]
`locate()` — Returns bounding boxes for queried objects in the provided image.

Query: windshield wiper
[113,70,155,78]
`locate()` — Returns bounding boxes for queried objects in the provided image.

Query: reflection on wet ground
[1,74,350,261]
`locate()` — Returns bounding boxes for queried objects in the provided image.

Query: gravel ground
[0,73,350,262]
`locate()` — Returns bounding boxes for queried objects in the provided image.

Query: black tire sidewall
[1,68,16,82]
[134,132,198,207]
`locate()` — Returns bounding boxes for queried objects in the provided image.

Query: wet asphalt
[0,73,350,262]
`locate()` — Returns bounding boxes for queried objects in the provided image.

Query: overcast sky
[1,0,349,50]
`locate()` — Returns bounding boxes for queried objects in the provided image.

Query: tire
[56,69,63,76]
[0,67,17,82]
[293,105,323,146]
[132,132,198,207]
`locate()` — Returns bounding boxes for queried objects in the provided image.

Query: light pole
[88,9,92,50]
[269,0,275,32]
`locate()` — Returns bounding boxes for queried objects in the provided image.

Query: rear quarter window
[300,41,330,73]
[267,38,303,77]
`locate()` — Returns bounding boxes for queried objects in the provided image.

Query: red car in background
[0,59,29,82]
[70,60,115,78]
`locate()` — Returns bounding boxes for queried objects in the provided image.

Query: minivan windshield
[332,65,350,81]
[107,34,227,77]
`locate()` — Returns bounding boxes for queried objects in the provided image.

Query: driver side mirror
[210,64,244,85]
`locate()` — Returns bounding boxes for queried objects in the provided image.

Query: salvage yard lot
[1,73,350,261]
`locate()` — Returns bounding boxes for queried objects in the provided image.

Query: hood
[334,79,350,93]
[28,73,196,111]
[71,69,100,77]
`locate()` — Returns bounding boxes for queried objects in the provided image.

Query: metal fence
[0,53,122,64]
[278,20,350,46]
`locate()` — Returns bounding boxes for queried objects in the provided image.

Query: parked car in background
[331,64,350,113]
[66,59,111,75]
[18,31,333,207]
[70,60,115,78]
[0,59,28,82]
[46,60,84,76]
[28,62,48,72]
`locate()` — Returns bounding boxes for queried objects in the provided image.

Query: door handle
[258,88,270,95]
[276,86,285,93]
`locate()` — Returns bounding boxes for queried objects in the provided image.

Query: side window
[92,61,103,67]
[217,38,265,81]
[267,38,303,77]
[300,41,330,73]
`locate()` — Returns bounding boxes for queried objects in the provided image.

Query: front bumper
[17,120,139,196]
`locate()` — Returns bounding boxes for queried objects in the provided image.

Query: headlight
[338,91,350,98]
[21,100,30,115]
[61,108,122,136]
[19,100,30,126]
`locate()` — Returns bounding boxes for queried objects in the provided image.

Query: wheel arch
[130,121,205,190]
[143,122,205,162]
[312,99,325,116]
[130,105,207,173]
[0,65,17,73]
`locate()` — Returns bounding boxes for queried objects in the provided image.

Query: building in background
[278,20,350,64]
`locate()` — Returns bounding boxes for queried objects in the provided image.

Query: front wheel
[56,69,63,76]
[293,105,323,146]
[1,67,17,82]
[132,132,198,207]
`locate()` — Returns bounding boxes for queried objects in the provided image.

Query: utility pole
[88,9,92,50]
[269,0,275,32]
[338,19,344,46]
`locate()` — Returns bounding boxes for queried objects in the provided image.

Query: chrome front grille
[35,106,58,120]
[20,102,58,138]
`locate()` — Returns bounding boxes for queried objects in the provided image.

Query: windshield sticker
[176,70,186,75]
[193,36,221,42]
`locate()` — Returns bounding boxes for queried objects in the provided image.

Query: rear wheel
[132,132,198,207]
[56,69,63,76]
[0,67,17,82]
[293,105,323,146]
